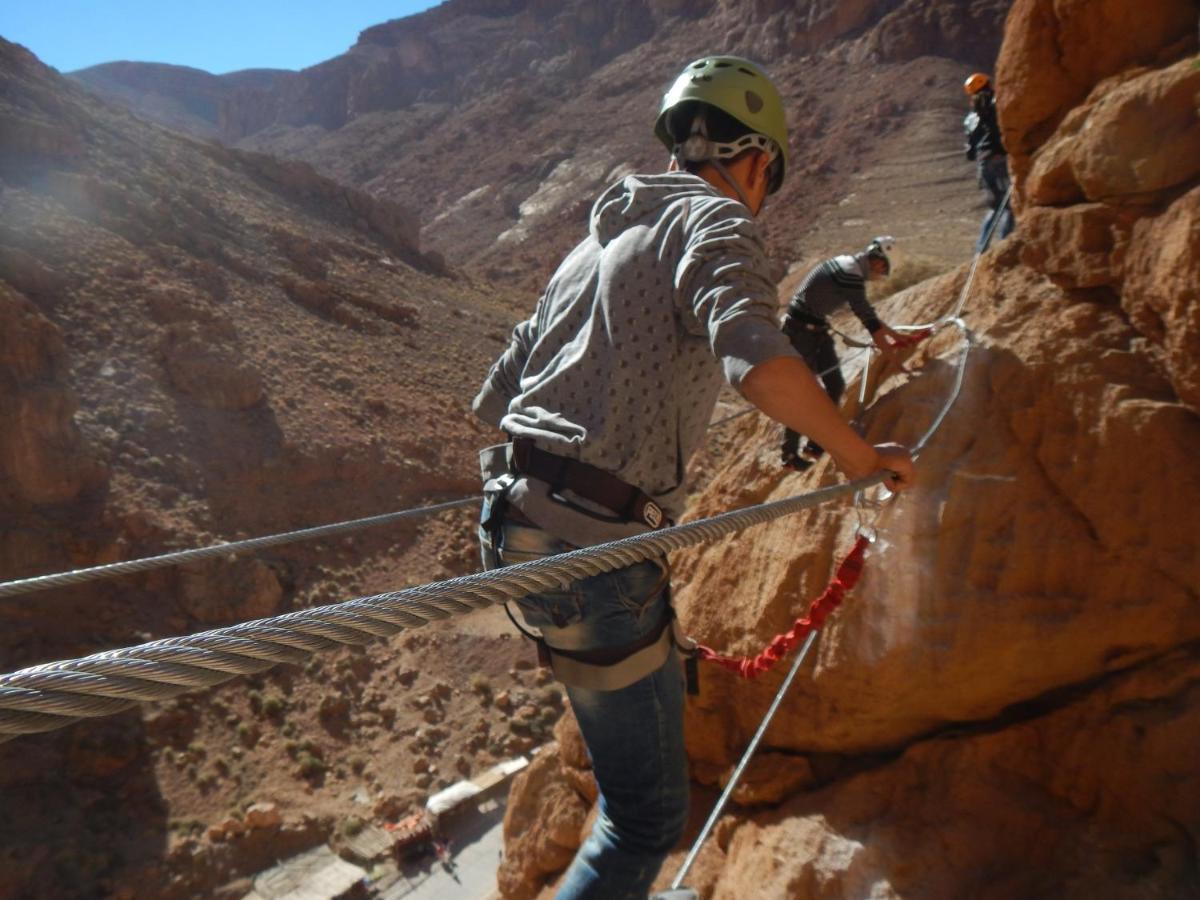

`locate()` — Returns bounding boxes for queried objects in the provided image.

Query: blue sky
[1,1,442,74]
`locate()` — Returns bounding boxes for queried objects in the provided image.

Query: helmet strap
[673,112,769,209]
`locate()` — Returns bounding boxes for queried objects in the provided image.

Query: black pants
[781,323,844,459]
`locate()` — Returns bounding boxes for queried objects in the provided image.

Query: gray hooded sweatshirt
[473,172,797,548]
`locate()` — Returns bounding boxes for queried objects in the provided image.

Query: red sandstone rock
[1017,202,1135,290]
[0,284,105,505]
[1025,59,1200,205]
[242,802,281,830]
[701,652,1200,899]
[996,0,1197,189]
[160,319,265,410]
[499,748,589,900]
[1122,184,1200,409]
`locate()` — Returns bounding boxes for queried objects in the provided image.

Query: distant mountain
[63,0,1011,292]
[69,60,294,139]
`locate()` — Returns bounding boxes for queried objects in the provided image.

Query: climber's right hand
[872,443,915,492]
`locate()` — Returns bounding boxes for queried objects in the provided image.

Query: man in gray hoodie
[473,56,914,899]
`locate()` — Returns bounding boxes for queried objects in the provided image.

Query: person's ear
[751,150,772,192]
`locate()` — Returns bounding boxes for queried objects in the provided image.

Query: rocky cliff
[499,3,1200,898]
[0,37,528,897]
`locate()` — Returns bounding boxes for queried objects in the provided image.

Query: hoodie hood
[589,172,736,248]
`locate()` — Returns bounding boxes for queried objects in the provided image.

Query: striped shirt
[786,255,881,333]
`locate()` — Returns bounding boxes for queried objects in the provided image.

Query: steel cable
[0,474,886,742]
[0,497,480,600]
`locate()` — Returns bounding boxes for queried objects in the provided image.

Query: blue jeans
[479,510,689,899]
[977,154,1015,253]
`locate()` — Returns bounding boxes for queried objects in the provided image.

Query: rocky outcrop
[501,4,1200,897]
[999,0,1200,407]
[704,650,1200,899]
[497,713,593,900]
[995,0,1198,188]
[1019,59,1200,206]
[161,319,265,410]
[0,283,105,506]
[1123,185,1200,409]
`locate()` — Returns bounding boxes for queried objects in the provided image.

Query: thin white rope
[895,183,1012,334]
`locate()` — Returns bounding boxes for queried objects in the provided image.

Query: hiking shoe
[781,453,813,472]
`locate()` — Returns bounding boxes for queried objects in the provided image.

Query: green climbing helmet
[654,55,790,193]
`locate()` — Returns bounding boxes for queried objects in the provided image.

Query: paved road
[380,799,506,900]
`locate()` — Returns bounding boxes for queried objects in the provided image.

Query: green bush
[297,751,326,778]
[469,673,494,705]
[262,693,286,719]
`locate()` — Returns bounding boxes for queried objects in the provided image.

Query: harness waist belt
[510,438,666,529]
[785,307,829,332]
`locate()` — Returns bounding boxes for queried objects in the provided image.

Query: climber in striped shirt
[780,238,906,470]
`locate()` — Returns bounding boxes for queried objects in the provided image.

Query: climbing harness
[505,437,669,530]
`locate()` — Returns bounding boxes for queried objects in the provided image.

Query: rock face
[0,283,105,505]
[0,36,525,900]
[995,0,1197,187]
[706,652,1200,899]
[502,4,1200,898]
